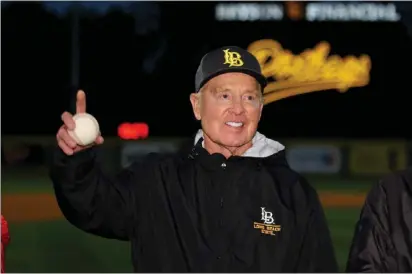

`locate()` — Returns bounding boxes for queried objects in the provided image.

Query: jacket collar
[193,129,285,158]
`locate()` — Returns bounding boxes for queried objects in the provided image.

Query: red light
[118,123,149,140]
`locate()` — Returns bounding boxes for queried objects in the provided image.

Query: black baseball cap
[195,46,267,93]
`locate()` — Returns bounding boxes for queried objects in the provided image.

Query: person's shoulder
[139,151,173,164]
[290,171,320,209]
[262,150,314,190]
[123,152,182,180]
[141,150,186,167]
[280,168,321,214]
[262,151,320,210]
[378,167,412,189]
[128,138,195,171]
[370,167,412,200]
[357,168,412,226]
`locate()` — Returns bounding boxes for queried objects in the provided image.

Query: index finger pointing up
[76,90,86,113]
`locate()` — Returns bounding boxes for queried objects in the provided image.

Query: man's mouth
[225,121,244,128]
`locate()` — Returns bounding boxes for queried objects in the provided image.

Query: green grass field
[2,167,374,272]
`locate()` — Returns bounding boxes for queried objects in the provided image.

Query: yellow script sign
[247,39,371,105]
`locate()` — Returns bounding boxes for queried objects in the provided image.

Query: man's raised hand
[56,90,104,155]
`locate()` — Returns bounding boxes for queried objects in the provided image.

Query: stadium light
[118,123,149,140]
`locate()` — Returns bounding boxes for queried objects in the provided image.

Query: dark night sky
[2,1,412,139]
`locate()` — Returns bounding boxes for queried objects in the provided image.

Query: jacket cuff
[53,146,97,167]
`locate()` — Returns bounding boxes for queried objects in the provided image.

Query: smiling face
[190,72,263,155]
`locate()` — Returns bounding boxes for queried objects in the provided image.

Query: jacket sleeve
[346,181,396,273]
[294,186,339,273]
[49,147,150,241]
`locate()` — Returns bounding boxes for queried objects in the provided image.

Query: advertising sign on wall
[349,141,407,176]
[287,145,342,174]
[306,2,401,22]
[214,2,401,22]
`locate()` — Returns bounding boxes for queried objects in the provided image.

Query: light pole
[70,4,80,113]
[42,1,136,112]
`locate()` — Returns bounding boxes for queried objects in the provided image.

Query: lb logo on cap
[223,49,244,67]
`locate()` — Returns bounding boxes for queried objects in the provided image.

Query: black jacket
[346,167,412,272]
[50,133,337,272]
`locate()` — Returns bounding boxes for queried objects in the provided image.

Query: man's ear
[190,93,201,120]
[258,102,263,121]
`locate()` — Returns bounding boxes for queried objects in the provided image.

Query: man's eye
[246,95,256,100]
[220,93,230,99]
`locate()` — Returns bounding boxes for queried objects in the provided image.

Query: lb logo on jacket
[253,207,282,236]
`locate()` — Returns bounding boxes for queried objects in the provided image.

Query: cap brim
[197,68,267,93]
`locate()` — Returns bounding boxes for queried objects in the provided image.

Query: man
[50,46,338,272]
[346,167,412,272]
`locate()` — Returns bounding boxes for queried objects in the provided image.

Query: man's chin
[220,138,249,149]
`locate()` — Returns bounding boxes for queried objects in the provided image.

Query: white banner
[286,145,342,174]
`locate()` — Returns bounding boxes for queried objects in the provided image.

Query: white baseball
[68,113,100,146]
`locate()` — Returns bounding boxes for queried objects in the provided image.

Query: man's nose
[230,98,246,114]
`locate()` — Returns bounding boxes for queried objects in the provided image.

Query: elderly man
[50,46,337,272]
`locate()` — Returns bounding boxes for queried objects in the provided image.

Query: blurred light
[118,123,149,140]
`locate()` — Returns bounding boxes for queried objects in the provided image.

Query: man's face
[190,72,263,148]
